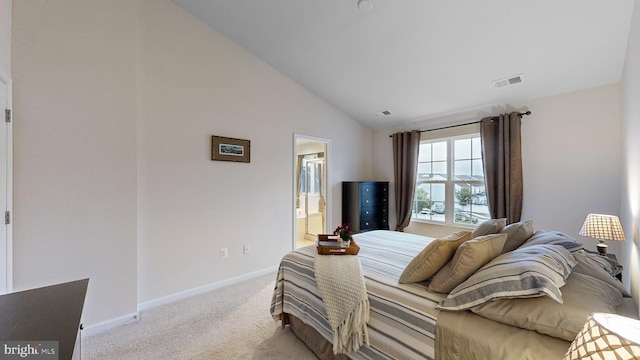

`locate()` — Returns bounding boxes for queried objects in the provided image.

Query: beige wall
[0,0,10,78]
[374,83,623,255]
[11,0,373,326]
[12,1,139,325]
[136,0,372,303]
[621,0,640,316]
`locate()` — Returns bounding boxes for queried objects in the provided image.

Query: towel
[314,253,370,354]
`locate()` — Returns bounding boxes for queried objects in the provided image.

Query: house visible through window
[413,125,490,226]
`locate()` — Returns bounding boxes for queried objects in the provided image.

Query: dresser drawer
[343,181,389,232]
[359,217,389,231]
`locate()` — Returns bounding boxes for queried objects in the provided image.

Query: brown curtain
[480,112,523,224]
[392,130,421,232]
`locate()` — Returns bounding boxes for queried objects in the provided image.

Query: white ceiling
[172,0,634,130]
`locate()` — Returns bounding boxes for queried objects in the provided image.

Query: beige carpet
[82,272,318,359]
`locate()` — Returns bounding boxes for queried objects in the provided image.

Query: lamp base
[596,242,608,255]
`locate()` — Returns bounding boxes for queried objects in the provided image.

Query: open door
[294,135,330,249]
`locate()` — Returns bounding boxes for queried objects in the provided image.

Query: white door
[0,78,8,294]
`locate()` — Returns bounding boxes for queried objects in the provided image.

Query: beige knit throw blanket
[314,254,370,354]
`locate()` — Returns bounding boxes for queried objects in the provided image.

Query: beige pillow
[500,220,534,253]
[429,233,507,293]
[471,218,507,238]
[399,231,471,283]
[471,272,623,341]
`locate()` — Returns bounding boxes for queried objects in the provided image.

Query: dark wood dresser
[342,181,389,232]
[0,278,88,360]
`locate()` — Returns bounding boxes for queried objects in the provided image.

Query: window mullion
[446,138,453,223]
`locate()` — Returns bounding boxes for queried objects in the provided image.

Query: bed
[270,226,636,360]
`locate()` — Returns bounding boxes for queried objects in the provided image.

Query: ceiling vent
[493,74,524,88]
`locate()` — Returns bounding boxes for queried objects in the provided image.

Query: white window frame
[412,123,486,227]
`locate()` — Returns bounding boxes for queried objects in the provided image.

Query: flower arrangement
[334,223,352,243]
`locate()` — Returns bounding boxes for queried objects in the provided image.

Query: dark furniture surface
[0,278,89,360]
[342,181,389,232]
[584,250,623,281]
[606,253,623,281]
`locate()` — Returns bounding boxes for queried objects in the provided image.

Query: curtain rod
[389,111,531,137]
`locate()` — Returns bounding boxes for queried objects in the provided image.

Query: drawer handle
[365,188,369,192]
[365,200,369,203]
[365,210,369,214]
[365,222,370,226]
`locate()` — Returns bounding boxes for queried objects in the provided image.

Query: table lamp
[578,214,626,255]
[564,313,640,360]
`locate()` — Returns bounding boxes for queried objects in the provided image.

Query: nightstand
[606,253,623,281]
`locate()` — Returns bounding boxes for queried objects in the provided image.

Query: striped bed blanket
[270,230,445,359]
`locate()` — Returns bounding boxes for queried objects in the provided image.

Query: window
[413,129,490,226]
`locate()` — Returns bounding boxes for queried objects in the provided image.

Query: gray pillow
[438,244,577,311]
[471,218,507,238]
[572,250,630,297]
[499,220,534,253]
[471,272,623,341]
[520,230,584,253]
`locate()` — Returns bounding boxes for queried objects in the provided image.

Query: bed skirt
[288,313,350,360]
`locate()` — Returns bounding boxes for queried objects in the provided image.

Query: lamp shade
[579,214,626,242]
[564,313,640,360]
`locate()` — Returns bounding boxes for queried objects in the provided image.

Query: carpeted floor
[82,272,318,359]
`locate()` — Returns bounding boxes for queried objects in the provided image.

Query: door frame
[301,155,325,240]
[293,134,331,250]
[0,72,12,294]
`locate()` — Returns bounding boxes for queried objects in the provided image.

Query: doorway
[294,135,330,249]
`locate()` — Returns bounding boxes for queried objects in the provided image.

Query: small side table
[605,253,623,281]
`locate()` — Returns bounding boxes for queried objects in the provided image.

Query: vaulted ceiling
[172,0,634,129]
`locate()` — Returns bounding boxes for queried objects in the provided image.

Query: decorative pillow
[572,250,630,297]
[428,233,507,293]
[399,231,471,284]
[471,218,507,239]
[471,272,623,341]
[438,244,577,311]
[499,220,534,253]
[519,230,584,253]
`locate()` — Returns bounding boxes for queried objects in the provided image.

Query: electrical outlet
[220,248,228,259]
[244,244,251,254]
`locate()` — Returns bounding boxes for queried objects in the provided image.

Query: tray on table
[316,234,360,255]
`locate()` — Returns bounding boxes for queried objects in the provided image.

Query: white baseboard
[81,312,140,337]
[138,266,278,312]
[82,266,278,336]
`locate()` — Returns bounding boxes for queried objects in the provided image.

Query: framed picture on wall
[211,135,251,163]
